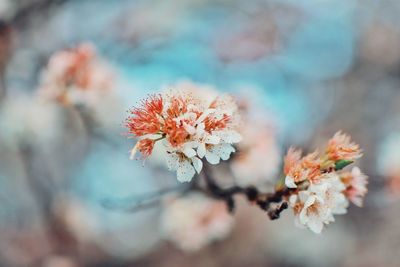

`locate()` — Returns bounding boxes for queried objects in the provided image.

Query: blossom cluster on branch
[125,87,368,239]
[282,132,366,233]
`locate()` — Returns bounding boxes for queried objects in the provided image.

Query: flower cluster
[125,86,241,182]
[284,131,367,233]
[39,43,113,106]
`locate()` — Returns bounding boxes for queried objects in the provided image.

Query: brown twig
[202,163,291,219]
[103,164,292,220]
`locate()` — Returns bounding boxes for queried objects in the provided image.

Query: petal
[176,160,196,183]
[307,218,324,234]
[196,109,216,123]
[304,195,317,208]
[325,213,335,223]
[197,122,205,132]
[205,151,220,165]
[289,194,298,206]
[285,175,297,188]
[215,130,242,143]
[141,133,163,140]
[197,143,206,158]
[129,144,138,160]
[166,153,179,171]
[192,157,203,174]
[299,208,309,224]
[183,145,197,158]
[209,144,235,161]
[228,131,242,143]
[352,197,363,207]
[205,135,220,145]
[219,144,235,160]
[298,191,310,202]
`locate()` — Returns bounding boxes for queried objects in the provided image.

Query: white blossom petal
[208,143,235,161]
[307,217,324,234]
[183,123,196,135]
[289,194,298,206]
[285,175,297,188]
[192,157,203,174]
[196,109,216,124]
[197,143,207,158]
[166,153,179,171]
[205,151,221,165]
[205,135,220,145]
[129,145,138,160]
[177,160,196,183]
[214,130,242,143]
[183,146,197,158]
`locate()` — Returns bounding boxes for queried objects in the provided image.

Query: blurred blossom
[38,43,123,130]
[230,94,281,190]
[43,256,78,267]
[360,20,400,68]
[39,43,113,101]
[53,196,100,244]
[0,1,14,20]
[378,133,400,195]
[0,94,63,146]
[213,8,283,63]
[160,192,234,252]
[266,214,356,267]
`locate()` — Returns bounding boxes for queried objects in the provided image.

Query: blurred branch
[103,162,292,219]
[19,143,53,216]
[19,142,81,257]
[101,184,192,212]
[10,0,70,28]
[0,20,13,102]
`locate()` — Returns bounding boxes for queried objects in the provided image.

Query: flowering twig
[123,88,368,234]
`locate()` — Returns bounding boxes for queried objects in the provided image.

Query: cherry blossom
[289,173,348,233]
[340,167,368,207]
[125,83,241,182]
[283,132,366,233]
[39,43,114,107]
[326,131,363,162]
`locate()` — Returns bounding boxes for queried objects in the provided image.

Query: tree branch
[202,163,291,219]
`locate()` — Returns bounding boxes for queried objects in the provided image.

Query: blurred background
[1,0,400,266]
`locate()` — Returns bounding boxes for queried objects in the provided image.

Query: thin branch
[10,0,70,28]
[101,184,191,212]
[202,163,291,219]
[101,163,293,219]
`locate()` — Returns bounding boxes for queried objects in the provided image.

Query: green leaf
[335,160,353,170]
